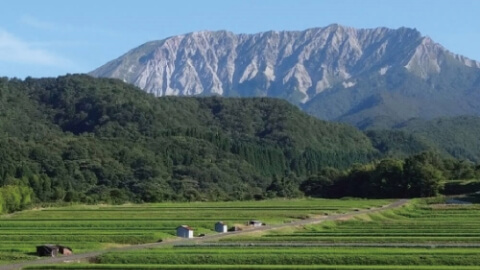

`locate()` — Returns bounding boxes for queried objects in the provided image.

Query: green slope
[0,75,378,204]
[395,116,480,161]
[303,61,480,129]
[365,115,480,162]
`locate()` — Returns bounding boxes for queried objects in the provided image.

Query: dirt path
[0,199,409,270]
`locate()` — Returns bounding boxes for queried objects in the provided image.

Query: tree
[371,159,405,197]
[300,175,333,197]
[0,185,33,213]
[267,175,300,198]
[404,153,444,197]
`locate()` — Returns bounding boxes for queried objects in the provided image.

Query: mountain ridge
[90,25,480,128]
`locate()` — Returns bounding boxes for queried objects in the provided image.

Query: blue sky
[1,0,479,78]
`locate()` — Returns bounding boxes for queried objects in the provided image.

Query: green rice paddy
[0,198,388,265]
[4,198,480,269]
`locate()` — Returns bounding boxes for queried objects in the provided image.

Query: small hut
[248,220,263,227]
[176,225,194,238]
[36,245,72,257]
[36,245,59,257]
[214,221,228,233]
[58,245,73,255]
[228,226,242,232]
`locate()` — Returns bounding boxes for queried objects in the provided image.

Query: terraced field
[233,201,480,244]
[0,198,389,266]
[22,198,480,270]
[88,246,480,268]
[5,198,480,269]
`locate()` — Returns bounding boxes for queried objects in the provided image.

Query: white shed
[214,221,228,233]
[176,225,194,238]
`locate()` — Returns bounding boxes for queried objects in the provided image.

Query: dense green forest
[0,75,377,207]
[301,152,480,199]
[0,75,478,211]
[366,116,480,161]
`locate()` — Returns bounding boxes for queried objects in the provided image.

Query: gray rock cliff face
[90,25,480,127]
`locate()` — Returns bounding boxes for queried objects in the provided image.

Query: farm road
[0,199,408,270]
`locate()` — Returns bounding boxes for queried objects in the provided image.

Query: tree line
[300,152,479,198]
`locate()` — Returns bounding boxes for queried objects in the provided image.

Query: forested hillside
[0,75,478,210]
[367,116,480,161]
[396,116,480,161]
[0,75,377,205]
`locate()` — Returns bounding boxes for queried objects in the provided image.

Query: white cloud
[0,28,74,68]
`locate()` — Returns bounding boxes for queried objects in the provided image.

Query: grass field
[5,197,480,269]
[226,200,480,244]
[93,246,480,265]
[32,198,480,270]
[22,264,480,270]
[0,198,389,265]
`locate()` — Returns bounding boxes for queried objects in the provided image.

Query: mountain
[90,25,480,128]
[395,116,480,161]
[0,75,378,203]
[366,115,480,162]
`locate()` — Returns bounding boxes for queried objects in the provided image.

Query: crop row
[23,264,480,270]
[116,246,480,255]
[3,212,325,222]
[221,203,480,244]
[95,247,480,266]
[221,236,480,243]
[0,234,156,243]
[39,199,390,208]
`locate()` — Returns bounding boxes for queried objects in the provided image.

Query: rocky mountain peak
[90,25,480,128]
[92,25,442,102]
